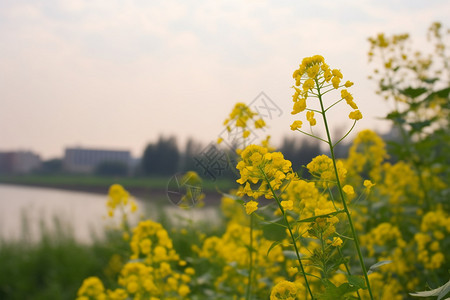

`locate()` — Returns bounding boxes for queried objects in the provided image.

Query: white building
[0,151,42,174]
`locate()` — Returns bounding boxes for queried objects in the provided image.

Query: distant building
[63,147,132,174]
[0,151,42,174]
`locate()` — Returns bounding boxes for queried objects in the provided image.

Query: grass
[0,203,227,300]
[0,174,236,195]
[0,218,129,300]
[0,174,231,299]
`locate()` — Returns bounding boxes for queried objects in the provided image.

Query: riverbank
[0,183,224,300]
[0,174,232,204]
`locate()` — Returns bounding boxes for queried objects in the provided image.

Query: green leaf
[421,77,439,84]
[317,280,361,300]
[196,272,213,285]
[380,83,392,91]
[409,120,432,133]
[410,278,450,298]
[400,87,428,98]
[282,250,299,260]
[262,221,287,241]
[255,215,284,226]
[424,87,450,103]
[347,275,367,290]
[385,111,406,124]
[295,210,344,224]
[367,260,392,274]
[435,87,450,98]
[438,281,450,300]
[267,240,282,257]
[235,268,249,277]
[439,280,450,300]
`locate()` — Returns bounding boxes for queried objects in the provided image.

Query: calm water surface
[0,184,122,243]
[0,184,219,243]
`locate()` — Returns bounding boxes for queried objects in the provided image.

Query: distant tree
[278,136,321,177]
[36,158,63,174]
[142,136,180,176]
[180,137,204,172]
[95,161,128,177]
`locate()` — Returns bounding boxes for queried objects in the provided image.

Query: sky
[1,0,449,160]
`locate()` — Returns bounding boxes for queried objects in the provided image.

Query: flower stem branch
[245,213,254,300]
[316,80,374,300]
[333,120,357,147]
[261,168,315,300]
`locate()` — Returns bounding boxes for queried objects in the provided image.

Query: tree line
[139,135,326,179]
[35,135,353,178]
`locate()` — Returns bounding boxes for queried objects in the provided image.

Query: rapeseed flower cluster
[77,37,449,299]
[77,118,449,300]
[345,129,387,184]
[221,102,266,144]
[197,221,285,298]
[270,280,303,300]
[414,209,449,270]
[236,145,295,202]
[78,217,194,299]
[106,184,138,242]
[280,178,342,241]
[76,277,106,300]
[360,223,409,274]
[347,127,449,295]
[361,272,404,300]
[106,184,138,218]
[290,55,362,130]
[306,154,347,188]
[179,171,205,208]
[220,193,248,225]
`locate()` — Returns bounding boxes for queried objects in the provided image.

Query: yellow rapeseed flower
[291,98,306,114]
[280,200,294,211]
[306,111,316,126]
[343,185,355,196]
[76,277,106,300]
[307,154,347,186]
[290,120,303,131]
[236,145,294,199]
[291,55,361,132]
[302,78,315,91]
[255,118,266,128]
[349,110,363,120]
[245,200,258,215]
[331,237,343,247]
[344,80,354,87]
[364,180,376,191]
[270,280,300,300]
[341,89,358,109]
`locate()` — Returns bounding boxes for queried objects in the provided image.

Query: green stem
[246,213,254,300]
[333,120,356,148]
[315,81,374,300]
[261,169,315,300]
[338,247,362,300]
[324,98,345,113]
[295,129,328,144]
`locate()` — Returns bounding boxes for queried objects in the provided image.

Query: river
[0,184,220,243]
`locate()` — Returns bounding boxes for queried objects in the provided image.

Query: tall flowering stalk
[290,55,373,299]
[106,184,138,238]
[367,22,450,211]
[235,145,315,299]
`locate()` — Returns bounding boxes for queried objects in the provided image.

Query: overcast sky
[1,0,449,159]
